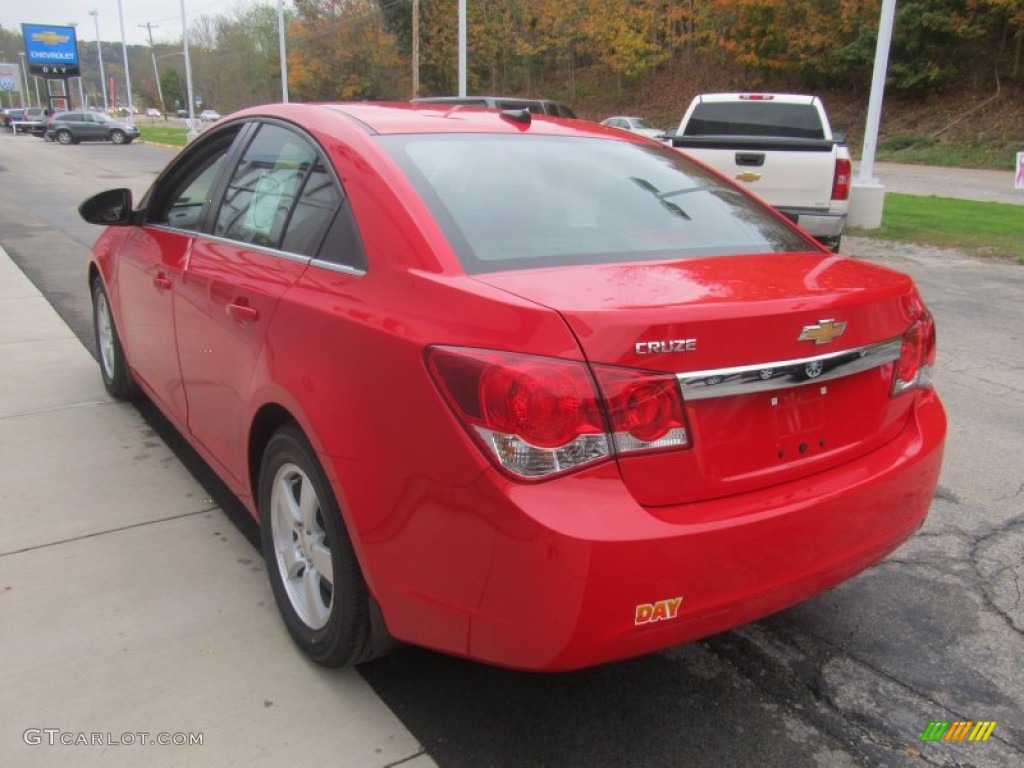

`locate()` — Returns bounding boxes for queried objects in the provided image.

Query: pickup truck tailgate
[674,141,837,210]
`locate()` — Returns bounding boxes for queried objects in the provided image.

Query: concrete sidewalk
[0,246,434,767]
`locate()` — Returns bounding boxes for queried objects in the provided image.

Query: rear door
[174,121,339,486]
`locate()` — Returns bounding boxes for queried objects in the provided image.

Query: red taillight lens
[832,158,851,201]
[593,366,689,453]
[427,347,608,478]
[480,363,595,449]
[427,347,691,479]
[892,310,936,396]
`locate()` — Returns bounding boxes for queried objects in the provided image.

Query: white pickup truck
[668,93,851,251]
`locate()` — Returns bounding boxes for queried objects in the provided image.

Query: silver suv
[45,112,140,145]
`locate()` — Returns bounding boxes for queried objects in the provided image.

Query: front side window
[145,128,241,232]
[380,134,814,274]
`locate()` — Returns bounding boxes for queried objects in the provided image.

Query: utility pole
[412,0,419,98]
[140,22,166,113]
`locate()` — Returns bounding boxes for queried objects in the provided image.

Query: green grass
[138,125,188,147]
[873,133,1020,171]
[849,192,1024,261]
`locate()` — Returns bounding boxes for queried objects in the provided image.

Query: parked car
[15,106,51,136]
[146,108,162,117]
[601,115,665,139]
[46,111,140,145]
[413,95,576,118]
[175,109,189,119]
[199,109,221,122]
[1,108,25,128]
[78,103,945,672]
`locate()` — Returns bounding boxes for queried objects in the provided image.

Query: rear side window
[215,124,317,248]
[380,134,813,274]
[280,160,340,257]
[684,102,825,140]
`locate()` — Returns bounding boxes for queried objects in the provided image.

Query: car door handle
[227,300,259,323]
[153,273,172,290]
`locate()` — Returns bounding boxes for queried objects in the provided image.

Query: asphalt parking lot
[0,129,1020,767]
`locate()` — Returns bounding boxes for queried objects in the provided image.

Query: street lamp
[89,10,109,114]
[68,22,86,110]
[277,0,289,103]
[181,0,198,140]
[116,0,136,121]
[17,52,30,108]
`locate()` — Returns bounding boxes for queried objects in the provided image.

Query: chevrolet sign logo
[31,31,71,45]
[735,171,762,183]
[799,319,847,345]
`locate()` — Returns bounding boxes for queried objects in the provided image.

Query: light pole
[68,22,86,110]
[277,0,288,103]
[116,0,136,121]
[17,52,30,108]
[180,0,198,140]
[89,10,109,113]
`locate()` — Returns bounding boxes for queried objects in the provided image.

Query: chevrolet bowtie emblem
[735,171,762,182]
[799,319,847,345]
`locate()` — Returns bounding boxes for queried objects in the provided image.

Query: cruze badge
[799,319,847,345]
[635,339,697,355]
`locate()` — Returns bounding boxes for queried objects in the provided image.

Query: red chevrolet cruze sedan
[80,103,945,671]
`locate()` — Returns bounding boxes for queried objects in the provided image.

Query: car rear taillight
[832,158,851,201]
[738,94,774,101]
[891,310,936,396]
[591,366,689,454]
[427,347,690,479]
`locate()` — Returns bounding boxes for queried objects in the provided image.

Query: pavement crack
[381,747,428,767]
[0,506,222,558]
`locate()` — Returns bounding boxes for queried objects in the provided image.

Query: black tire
[91,277,137,399]
[259,425,373,667]
[56,129,73,145]
[110,129,126,145]
[820,235,842,253]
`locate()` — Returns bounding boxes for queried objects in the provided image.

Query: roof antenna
[500,108,531,126]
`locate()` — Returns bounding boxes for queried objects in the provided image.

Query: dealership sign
[21,24,80,77]
[0,63,23,93]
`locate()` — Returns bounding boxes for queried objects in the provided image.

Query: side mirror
[79,188,134,226]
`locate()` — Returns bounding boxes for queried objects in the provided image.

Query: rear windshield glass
[378,135,813,274]
[684,102,825,140]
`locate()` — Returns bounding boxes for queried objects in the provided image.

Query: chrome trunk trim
[677,338,902,401]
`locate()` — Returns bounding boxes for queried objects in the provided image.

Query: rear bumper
[347,389,945,671]
[779,208,847,238]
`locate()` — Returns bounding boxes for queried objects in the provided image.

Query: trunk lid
[474,253,919,506]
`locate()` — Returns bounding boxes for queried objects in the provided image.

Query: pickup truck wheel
[56,130,73,145]
[259,425,374,667]
[820,236,842,253]
[110,129,126,145]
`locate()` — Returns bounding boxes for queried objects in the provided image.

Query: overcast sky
[1,0,260,47]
